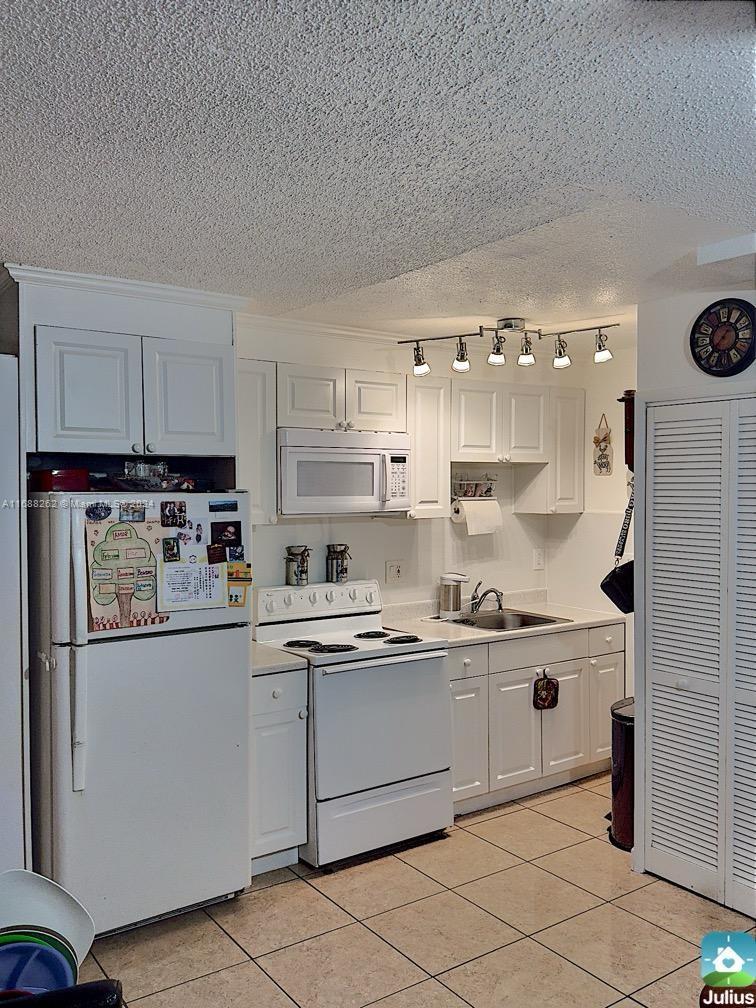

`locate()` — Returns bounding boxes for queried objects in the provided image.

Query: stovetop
[268,626,442,665]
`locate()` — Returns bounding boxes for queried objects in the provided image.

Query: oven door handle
[320,649,448,675]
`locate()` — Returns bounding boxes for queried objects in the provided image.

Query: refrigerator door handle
[71,506,89,645]
[70,647,88,792]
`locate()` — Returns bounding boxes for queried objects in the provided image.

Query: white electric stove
[253,580,453,866]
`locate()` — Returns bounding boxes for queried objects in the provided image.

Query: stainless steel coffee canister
[285,545,310,586]
[326,544,351,583]
[439,572,470,620]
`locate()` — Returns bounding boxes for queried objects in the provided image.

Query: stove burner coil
[384,635,422,644]
[284,639,322,648]
[354,631,391,639]
[309,643,360,653]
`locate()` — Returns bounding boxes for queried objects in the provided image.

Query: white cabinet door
[346,369,406,432]
[489,667,542,790]
[451,380,504,462]
[35,325,144,453]
[588,653,624,762]
[236,359,277,525]
[407,376,451,519]
[142,338,236,455]
[450,676,489,800]
[250,705,308,859]
[549,387,585,512]
[277,364,345,429]
[504,386,548,463]
[541,659,591,776]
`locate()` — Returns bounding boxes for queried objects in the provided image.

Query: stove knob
[366,590,375,605]
[284,593,293,607]
[348,588,358,602]
[325,589,335,602]
[309,591,319,605]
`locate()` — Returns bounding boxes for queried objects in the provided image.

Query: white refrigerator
[29,490,253,934]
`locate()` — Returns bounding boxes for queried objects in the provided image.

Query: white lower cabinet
[449,632,626,808]
[450,676,489,800]
[250,671,308,860]
[541,660,591,776]
[489,668,542,790]
[588,653,624,761]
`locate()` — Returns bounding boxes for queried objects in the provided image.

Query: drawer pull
[463,658,472,667]
[605,635,613,643]
[272,688,282,699]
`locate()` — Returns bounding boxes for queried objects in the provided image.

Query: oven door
[312,650,450,800]
[279,448,385,514]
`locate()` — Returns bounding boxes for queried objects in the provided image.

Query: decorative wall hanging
[593,413,613,476]
[689,298,755,377]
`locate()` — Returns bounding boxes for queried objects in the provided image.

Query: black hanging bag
[600,490,635,614]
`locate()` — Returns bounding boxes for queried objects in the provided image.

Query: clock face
[690,299,755,377]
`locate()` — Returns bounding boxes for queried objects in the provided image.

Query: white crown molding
[3,263,249,311]
[235,311,412,346]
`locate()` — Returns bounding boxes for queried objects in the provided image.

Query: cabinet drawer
[251,669,307,715]
[446,644,489,680]
[490,629,589,673]
[589,623,625,656]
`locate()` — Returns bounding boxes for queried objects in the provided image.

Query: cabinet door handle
[131,443,143,454]
[146,442,156,453]
[463,658,472,667]
[504,454,511,463]
[497,455,504,462]
[272,688,282,699]
[590,659,597,666]
[346,420,355,429]
[298,708,308,719]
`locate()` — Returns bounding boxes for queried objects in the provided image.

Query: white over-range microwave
[278,429,411,515]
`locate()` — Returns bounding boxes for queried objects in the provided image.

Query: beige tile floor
[86,773,755,1007]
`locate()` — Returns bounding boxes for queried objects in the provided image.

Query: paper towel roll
[451,498,503,535]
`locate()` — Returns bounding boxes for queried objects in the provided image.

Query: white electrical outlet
[532,548,545,571]
[385,560,404,583]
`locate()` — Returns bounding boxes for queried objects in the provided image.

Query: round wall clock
[689,298,755,377]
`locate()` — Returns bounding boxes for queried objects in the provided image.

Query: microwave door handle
[381,453,389,503]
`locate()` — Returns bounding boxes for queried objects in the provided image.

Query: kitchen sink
[452,609,570,631]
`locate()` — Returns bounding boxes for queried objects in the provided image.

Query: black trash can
[609,697,635,851]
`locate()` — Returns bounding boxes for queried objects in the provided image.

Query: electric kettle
[439,572,470,620]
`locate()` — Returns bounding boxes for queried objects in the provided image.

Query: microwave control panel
[389,455,409,499]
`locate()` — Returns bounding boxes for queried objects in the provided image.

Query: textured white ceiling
[0,1,753,323]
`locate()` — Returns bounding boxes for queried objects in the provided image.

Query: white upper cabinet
[277,364,345,430]
[513,386,585,514]
[35,326,236,456]
[36,326,144,453]
[142,338,236,455]
[236,359,277,525]
[276,364,406,432]
[407,376,451,519]
[489,667,542,790]
[503,386,548,462]
[451,380,504,461]
[588,652,624,762]
[346,369,406,432]
[541,659,591,776]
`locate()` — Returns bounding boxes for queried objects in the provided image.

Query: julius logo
[700,932,756,1006]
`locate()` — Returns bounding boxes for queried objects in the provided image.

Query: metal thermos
[326,543,351,583]
[285,545,310,586]
[439,572,470,620]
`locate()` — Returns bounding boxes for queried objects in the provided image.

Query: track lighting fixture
[452,336,470,372]
[594,328,613,363]
[517,335,536,367]
[487,332,506,366]
[552,336,571,369]
[412,342,431,377]
[398,321,618,375]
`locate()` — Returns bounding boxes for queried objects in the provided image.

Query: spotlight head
[452,337,470,372]
[552,336,571,369]
[413,342,431,376]
[517,334,536,367]
[594,329,613,363]
[487,334,506,366]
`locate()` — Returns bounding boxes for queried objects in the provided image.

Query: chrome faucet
[470,582,505,613]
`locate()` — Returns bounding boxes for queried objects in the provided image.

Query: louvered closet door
[726,397,756,915]
[645,401,729,901]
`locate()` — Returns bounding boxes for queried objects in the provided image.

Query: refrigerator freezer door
[47,628,250,933]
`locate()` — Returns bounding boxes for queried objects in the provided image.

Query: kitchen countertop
[386,601,625,648]
[250,640,307,676]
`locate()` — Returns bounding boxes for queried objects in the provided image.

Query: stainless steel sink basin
[452,609,570,631]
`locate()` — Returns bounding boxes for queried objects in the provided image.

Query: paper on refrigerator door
[86,514,168,631]
[158,561,227,610]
